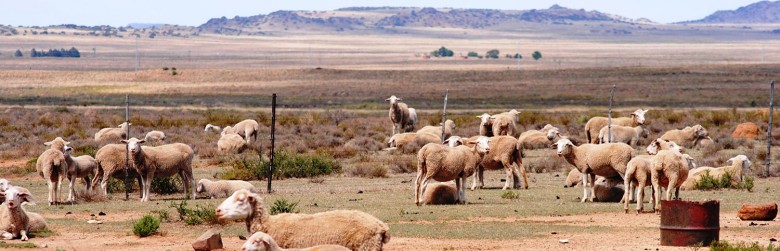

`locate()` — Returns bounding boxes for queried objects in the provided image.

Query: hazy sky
[5,0,765,26]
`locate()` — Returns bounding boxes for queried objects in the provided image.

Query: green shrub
[74,145,98,157]
[169,200,220,225]
[710,240,780,251]
[270,198,299,215]
[220,151,341,181]
[151,176,181,195]
[500,191,520,200]
[0,241,37,248]
[132,215,160,237]
[693,170,753,191]
[151,209,171,222]
[694,170,718,190]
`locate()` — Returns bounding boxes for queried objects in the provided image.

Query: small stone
[90,214,95,217]
[192,229,223,251]
[770,238,777,242]
[87,220,103,224]
[749,222,758,226]
[551,232,557,235]
[556,196,560,200]
[239,235,246,240]
[738,203,777,221]
[99,211,107,216]
[559,239,569,244]
[66,212,72,215]
[357,190,363,194]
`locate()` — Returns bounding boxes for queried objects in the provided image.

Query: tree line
[429,46,542,60]
[25,47,81,58]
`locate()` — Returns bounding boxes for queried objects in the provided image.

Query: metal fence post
[607,85,616,143]
[767,80,775,177]
[267,93,277,193]
[441,90,449,143]
[124,95,130,200]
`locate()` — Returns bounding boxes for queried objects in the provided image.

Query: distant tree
[514,53,522,59]
[30,48,37,57]
[14,49,22,57]
[485,49,499,59]
[68,47,80,57]
[532,51,542,60]
[430,50,440,57]
[467,51,478,57]
[437,46,453,57]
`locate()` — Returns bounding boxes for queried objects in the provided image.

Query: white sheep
[0,186,35,241]
[471,135,528,190]
[650,150,696,213]
[386,133,416,149]
[660,124,709,147]
[216,189,390,251]
[646,138,683,155]
[242,231,351,251]
[25,212,47,234]
[36,137,69,205]
[204,123,222,133]
[94,122,130,143]
[562,169,624,202]
[122,138,196,202]
[143,130,166,142]
[552,138,634,202]
[63,145,98,202]
[196,179,258,199]
[584,109,648,144]
[476,113,494,137]
[416,136,491,206]
[91,144,143,197]
[420,181,459,205]
[0,179,9,193]
[218,128,249,154]
[681,155,751,190]
[597,125,648,146]
[490,113,518,137]
[518,124,561,150]
[386,95,417,135]
[229,119,260,144]
[386,132,440,153]
[417,119,455,141]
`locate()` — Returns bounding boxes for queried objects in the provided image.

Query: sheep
[597,125,648,146]
[584,109,648,144]
[562,169,624,202]
[63,145,98,202]
[421,181,459,205]
[229,119,260,144]
[443,136,465,148]
[681,155,751,191]
[25,212,46,233]
[497,109,520,123]
[650,150,696,213]
[0,179,9,193]
[621,140,685,212]
[695,136,715,148]
[143,130,166,142]
[197,178,258,199]
[518,124,561,150]
[490,113,518,137]
[36,137,69,205]
[242,231,351,251]
[476,113,494,137]
[218,129,249,154]
[121,138,196,202]
[416,136,491,206]
[0,186,35,241]
[386,132,441,153]
[216,189,390,251]
[91,144,143,197]
[646,138,684,155]
[386,133,416,149]
[659,124,709,148]
[94,122,130,143]
[204,123,222,133]
[471,135,528,190]
[386,95,416,135]
[417,119,455,141]
[552,138,634,202]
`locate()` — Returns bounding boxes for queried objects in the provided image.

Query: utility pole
[267,93,277,193]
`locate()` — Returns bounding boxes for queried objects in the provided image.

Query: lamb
[416,119,455,141]
[35,137,69,205]
[416,136,490,206]
[584,109,648,144]
[421,181,459,205]
[63,145,98,202]
[518,124,561,150]
[471,135,528,190]
[681,155,751,191]
[91,144,143,197]
[552,138,634,202]
[476,113,494,137]
[243,231,350,251]
[216,189,390,251]
[197,179,258,199]
[597,125,648,146]
[218,128,249,154]
[94,122,130,143]
[490,113,518,137]
[386,95,417,135]
[122,138,196,202]
[143,130,166,142]
[650,150,696,213]
[660,124,709,147]
[0,186,35,241]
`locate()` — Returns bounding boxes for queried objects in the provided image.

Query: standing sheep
[91,144,143,197]
[386,95,417,135]
[242,231,350,251]
[476,113,494,137]
[63,145,98,202]
[552,138,634,202]
[216,189,390,251]
[218,128,249,154]
[36,137,69,205]
[659,124,708,147]
[584,109,648,144]
[471,136,528,190]
[122,138,196,202]
[0,186,35,241]
[94,122,130,144]
[229,119,260,144]
[651,150,696,213]
[197,179,258,199]
[490,113,518,137]
[597,125,648,146]
[143,130,166,143]
[518,124,561,150]
[416,136,490,206]
[681,155,751,190]
[417,119,455,141]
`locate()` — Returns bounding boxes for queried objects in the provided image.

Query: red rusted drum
[660,200,720,246]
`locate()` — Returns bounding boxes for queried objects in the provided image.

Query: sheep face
[64,145,73,157]
[385,95,401,104]
[469,136,491,153]
[727,155,752,169]
[632,109,648,125]
[196,179,206,193]
[118,122,131,128]
[547,128,561,141]
[242,232,273,251]
[2,186,34,209]
[693,125,709,138]
[552,138,574,156]
[44,137,70,152]
[640,126,649,138]
[0,179,9,192]
[120,138,146,156]
[476,113,492,125]
[647,139,682,155]
[216,189,255,221]
[444,136,465,147]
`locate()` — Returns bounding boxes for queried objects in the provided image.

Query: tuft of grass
[132,215,160,237]
[168,200,220,225]
[500,191,520,200]
[709,240,780,251]
[220,151,341,181]
[346,163,388,178]
[151,176,181,195]
[270,198,299,215]
[693,170,753,191]
[151,209,171,223]
[0,241,36,248]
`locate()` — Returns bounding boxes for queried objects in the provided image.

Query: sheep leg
[68,175,76,202]
[515,161,529,189]
[418,177,432,206]
[47,180,55,205]
[84,176,91,192]
[140,173,153,202]
[478,167,485,188]
[580,173,588,203]
[588,173,596,202]
[415,169,424,206]
[455,177,465,204]
[651,171,662,214]
[392,124,397,136]
[637,179,647,214]
[622,175,632,213]
[502,165,513,190]
[19,230,28,241]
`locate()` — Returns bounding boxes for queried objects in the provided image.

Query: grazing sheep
[681,155,751,191]
[660,124,709,147]
[416,136,491,206]
[584,109,648,144]
[204,123,222,133]
[143,130,166,142]
[94,122,130,143]
[417,119,456,141]
[386,95,416,135]
[490,113,518,137]
[197,179,258,199]
[243,231,350,251]
[36,137,69,205]
[218,129,249,154]
[646,138,684,155]
[386,133,416,149]
[471,136,528,190]
[562,169,625,202]
[122,138,196,202]
[63,145,98,202]
[732,122,761,139]
[623,156,655,213]
[386,132,441,153]
[0,186,34,241]
[476,113,494,137]
[91,144,143,197]
[421,181,459,205]
[518,124,561,150]
[695,136,715,148]
[552,138,634,202]
[597,125,648,146]
[651,151,696,213]
[216,189,390,251]
[229,119,260,144]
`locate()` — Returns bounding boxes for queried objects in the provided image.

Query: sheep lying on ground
[518,124,561,150]
[681,155,751,191]
[218,127,249,154]
[416,136,490,205]
[122,138,195,202]
[660,124,708,148]
[477,113,494,137]
[216,189,390,251]
[91,144,143,197]
[243,231,350,251]
[584,109,648,144]
[471,136,528,190]
[25,212,46,233]
[562,169,624,202]
[36,137,69,205]
[63,145,98,202]
[552,138,634,202]
[0,186,35,241]
[386,132,442,153]
[204,124,222,133]
[598,125,648,146]
[197,179,258,199]
[386,95,417,135]
[143,130,166,142]
[651,150,696,213]
[417,119,455,141]
[646,138,683,155]
[94,122,130,143]
[421,181,458,205]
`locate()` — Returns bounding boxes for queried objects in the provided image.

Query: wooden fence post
[767,80,775,177]
[267,93,277,193]
[124,95,131,200]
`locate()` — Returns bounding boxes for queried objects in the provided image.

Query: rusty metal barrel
[660,200,720,246]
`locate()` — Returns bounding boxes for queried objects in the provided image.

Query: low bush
[346,163,388,178]
[709,240,780,251]
[270,198,299,215]
[219,151,341,181]
[693,170,753,191]
[500,191,520,200]
[151,176,181,195]
[132,215,160,237]
[169,200,220,225]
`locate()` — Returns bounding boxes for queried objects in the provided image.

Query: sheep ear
[137,140,146,144]
[550,143,557,149]
[20,192,34,205]
[384,98,391,101]
[120,140,129,144]
[726,159,733,165]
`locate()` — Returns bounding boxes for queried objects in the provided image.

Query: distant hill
[128,23,168,29]
[688,1,780,23]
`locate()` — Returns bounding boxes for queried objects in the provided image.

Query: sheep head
[552,138,575,156]
[547,128,561,141]
[221,126,235,136]
[682,154,696,170]
[2,186,35,209]
[196,179,207,193]
[631,109,648,125]
[476,113,493,125]
[216,189,257,221]
[64,145,73,157]
[727,155,752,170]
[693,125,709,138]
[640,126,649,138]
[444,136,465,147]
[441,119,456,130]
[0,179,10,192]
[385,95,401,104]
[387,135,397,147]
[468,136,491,153]
[120,137,146,156]
[647,138,682,155]
[118,122,131,128]
[44,137,70,152]
[242,232,277,251]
